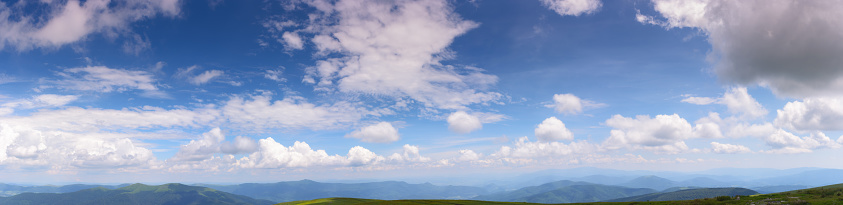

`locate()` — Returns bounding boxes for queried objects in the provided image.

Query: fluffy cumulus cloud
[762,129,840,154]
[709,142,751,154]
[0,0,180,51]
[236,137,393,168]
[276,0,501,109]
[682,87,767,119]
[603,114,719,154]
[546,93,603,115]
[774,98,843,131]
[640,0,843,98]
[493,137,597,160]
[0,123,158,169]
[455,149,481,162]
[447,111,482,134]
[534,117,574,142]
[539,0,602,16]
[388,144,430,163]
[171,128,258,161]
[346,122,400,143]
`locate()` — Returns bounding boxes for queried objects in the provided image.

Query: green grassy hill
[279,183,843,205]
[0,183,274,205]
[473,180,656,203]
[515,184,656,203]
[605,187,758,202]
[472,180,595,201]
[277,198,544,205]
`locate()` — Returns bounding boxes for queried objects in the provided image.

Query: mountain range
[1,167,839,204]
[203,179,488,202]
[0,183,274,205]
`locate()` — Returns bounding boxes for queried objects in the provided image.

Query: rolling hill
[0,183,274,205]
[472,180,657,203]
[204,179,488,203]
[471,180,593,201]
[618,175,677,190]
[281,183,843,205]
[605,187,759,202]
[0,183,130,197]
[514,184,657,203]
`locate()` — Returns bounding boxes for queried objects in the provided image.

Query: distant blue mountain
[0,183,273,205]
[0,183,131,197]
[204,179,489,203]
[619,175,677,190]
[473,180,656,203]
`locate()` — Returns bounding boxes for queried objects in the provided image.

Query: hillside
[471,180,593,201]
[0,183,130,197]
[280,183,843,205]
[605,187,759,202]
[618,175,677,190]
[0,183,274,205]
[205,180,488,202]
[514,184,656,203]
[277,198,546,205]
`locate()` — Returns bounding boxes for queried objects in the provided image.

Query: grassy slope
[279,183,843,205]
[472,180,596,201]
[515,184,656,203]
[604,187,758,202]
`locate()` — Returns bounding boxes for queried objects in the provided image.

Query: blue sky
[1,0,843,184]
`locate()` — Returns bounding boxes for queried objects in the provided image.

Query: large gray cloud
[640,0,843,98]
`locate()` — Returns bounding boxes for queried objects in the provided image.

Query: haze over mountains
[0,167,839,204]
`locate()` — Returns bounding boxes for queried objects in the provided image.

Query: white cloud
[720,87,768,119]
[190,70,223,85]
[3,105,219,132]
[222,95,377,131]
[264,69,286,82]
[50,66,160,94]
[774,98,843,131]
[693,113,725,139]
[236,137,388,168]
[285,0,501,109]
[0,0,180,51]
[0,123,158,169]
[236,137,347,168]
[641,0,843,98]
[603,114,697,154]
[682,87,767,119]
[762,129,840,154]
[539,0,602,16]
[534,117,573,142]
[681,96,717,105]
[546,93,604,114]
[0,94,78,115]
[170,128,258,161]
[220,136,259,155]
[281,32,304,50]
[176,65,224,85]
[709,142,751,154]
[494,136,597,159]
[388,144,431,163]
[455,149,481,162]
[346,122,400,143]
[447,111,482,134]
